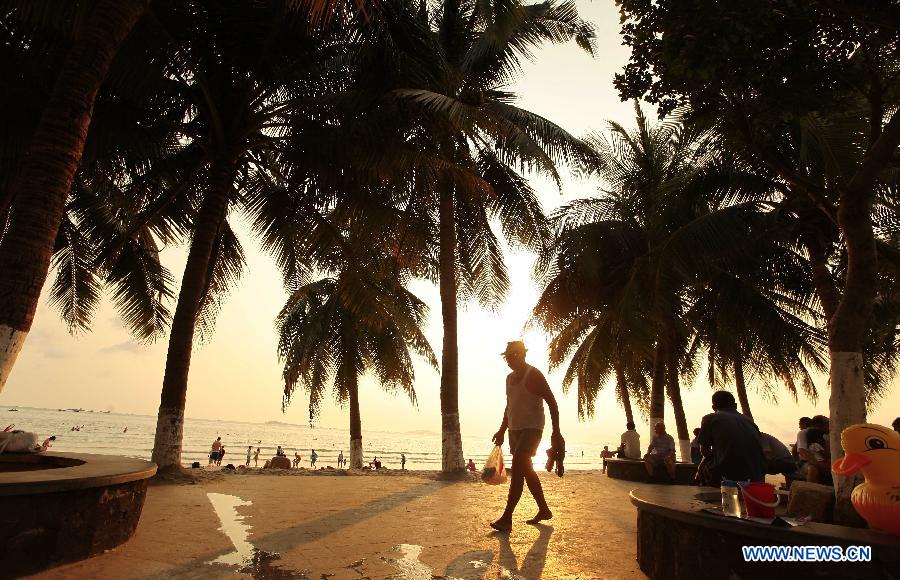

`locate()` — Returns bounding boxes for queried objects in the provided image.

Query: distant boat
[8,408,17,412]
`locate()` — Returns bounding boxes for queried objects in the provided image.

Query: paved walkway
[29,471,645,579]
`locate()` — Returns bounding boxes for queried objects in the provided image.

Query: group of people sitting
[609,391,826,486]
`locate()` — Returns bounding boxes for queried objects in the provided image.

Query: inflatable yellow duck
[832,423,900,534]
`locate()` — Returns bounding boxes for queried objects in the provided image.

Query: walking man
[491,340,563,532]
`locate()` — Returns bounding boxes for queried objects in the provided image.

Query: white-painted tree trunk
[442,411,465,472]
[678,439,691,463]
[349,437,363,470]
[828,352,867,511]
[151,406,185,469]
[0,325,26,393]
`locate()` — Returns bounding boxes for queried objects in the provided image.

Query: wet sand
[28,469,645,579]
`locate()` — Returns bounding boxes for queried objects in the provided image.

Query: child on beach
[310,449,318,468]
[217,446,226,466]
[338,451,344,468]
[246,445,252,466]
[254,447,260,467]
[293,452,301,468]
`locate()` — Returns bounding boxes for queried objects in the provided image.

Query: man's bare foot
[526,509,553,524]
[490,518,512,532]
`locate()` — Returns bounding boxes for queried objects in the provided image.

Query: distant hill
[405,429,439,436]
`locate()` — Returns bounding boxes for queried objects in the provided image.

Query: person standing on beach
[491,340,563,532]
[246,445,252,466]
[254,447,260,467]
[210,437,223,465]
[217,446,226,466]
[401,453,406,470]
[310,449,318,468]
[338,450,344,468]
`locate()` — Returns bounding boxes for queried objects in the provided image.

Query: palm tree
[0,0,381,393]
[353,0,596,471]
[0,0,150,391]
[276,250,437,469]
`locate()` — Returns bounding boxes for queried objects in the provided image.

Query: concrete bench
[605,457,697,485]
[630,485,900,579]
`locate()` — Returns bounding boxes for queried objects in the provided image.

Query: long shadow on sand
[443,524,553,579]
[142,479,446,580]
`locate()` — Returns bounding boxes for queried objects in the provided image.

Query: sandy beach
[27,469,645,579]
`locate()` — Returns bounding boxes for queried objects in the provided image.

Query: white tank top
[506,366,545,431]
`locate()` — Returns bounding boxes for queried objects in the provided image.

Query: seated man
[696,391,767,486]
[644,422,677,482]
[617,422,641,459]
[803,427,832,485]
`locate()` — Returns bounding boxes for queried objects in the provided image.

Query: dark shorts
[509,429,543,457]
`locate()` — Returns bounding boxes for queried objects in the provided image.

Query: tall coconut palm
[0,0,151,391]
[276,248,437,469]
[0,0,380,393]
[352,0,596,471]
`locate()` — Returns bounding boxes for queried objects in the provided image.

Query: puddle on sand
[207,492,307,579]
[207,493,254,566]
[390,544,433,579]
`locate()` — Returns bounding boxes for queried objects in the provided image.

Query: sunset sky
[2,0,897,449]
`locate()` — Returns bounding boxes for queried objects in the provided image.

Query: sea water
[0,406,605,470]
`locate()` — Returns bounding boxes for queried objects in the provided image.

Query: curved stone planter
[631,485,900,579]
[0,452,157,578]
[606,457,697,485]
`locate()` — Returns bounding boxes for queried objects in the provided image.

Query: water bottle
[721,479,741,517]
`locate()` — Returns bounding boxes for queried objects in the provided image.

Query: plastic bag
[481,445,507,485]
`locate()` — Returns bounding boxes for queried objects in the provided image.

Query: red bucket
[741,482,779,518]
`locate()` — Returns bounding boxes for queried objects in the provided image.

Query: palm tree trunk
[151,161,234,470]
[827,111,900,524]
[666,353,690,463]
[438,185,464,472]
[649,339,666,431]
[804,235,839,320]
[615,363,634,425]
[733,354,753,420]
[0,0,148,392]
[348,371,363,469]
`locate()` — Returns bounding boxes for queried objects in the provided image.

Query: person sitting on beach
[617,422,641,459]
[310,449,318,468]
[246,445,252,467]
[793,416,812,461]
[804,423,832,485]
[695,391,767,486]
[690,428,702,465]
[216,446,226,466]
[644,422,677,482]
[41,435,56,452]
[254,447,260,467]
[467,459,477,472]
[276,445,285,456]
[210,437,223,465]
[293,452,301,468]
